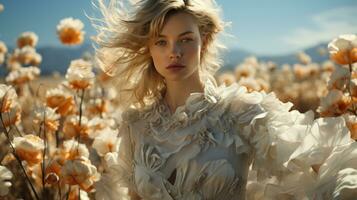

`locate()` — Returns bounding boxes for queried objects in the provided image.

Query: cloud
[281,6,357,50]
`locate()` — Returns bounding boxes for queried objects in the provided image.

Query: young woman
[94,0,357,199]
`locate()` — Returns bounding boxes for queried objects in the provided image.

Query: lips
[166,64,185,69]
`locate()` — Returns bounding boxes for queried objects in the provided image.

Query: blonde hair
[92,0,225,109]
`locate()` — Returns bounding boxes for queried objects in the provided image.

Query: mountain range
[2,42,330,76]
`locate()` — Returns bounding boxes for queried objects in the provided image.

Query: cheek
[185,43,201,62]
[150,49,164,65]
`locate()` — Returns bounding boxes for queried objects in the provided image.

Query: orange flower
[13,46,42,66]
[5,66,40,85]
[318,89,351,117]
[0,53,4,65]
[238,77,261,93]
[327,67,349,90]
[61,157,100,192]
[293,64,311,80]
[343,114,357,140]
[321,61,335,73]
[87,99,108,116]
[13,134,44,166]
[63,115,89,139]
[0,84,18,113]
[0,41,7,54]
[217,73,236,86]
[328,34,357,65]
[58,139,89,163]
[68,186,90,200]
[65,59,94,90]
[33,107,60,133]
[5,53,22,72]
[0,85,21,129]
[0,106,21,128]
[16,32,38,48]
[46,88,76,116]
[57,18,85,45]
[92,128,120,156]
[87,117,116,138]
[296,51,311,65]
[234,63,256,80]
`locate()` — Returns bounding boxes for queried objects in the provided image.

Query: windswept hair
[92,0,226,109]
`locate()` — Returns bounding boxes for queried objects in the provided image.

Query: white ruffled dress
[112,80,357,200]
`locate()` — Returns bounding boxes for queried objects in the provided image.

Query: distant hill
[37,43,94,75]
[221,43,329,71]
[2,42,330,75]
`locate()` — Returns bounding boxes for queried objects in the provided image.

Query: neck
[164,74,204,114]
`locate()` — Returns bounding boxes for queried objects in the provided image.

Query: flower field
[0,4,356,199]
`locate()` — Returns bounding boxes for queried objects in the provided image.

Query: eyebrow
[158,31,194,38]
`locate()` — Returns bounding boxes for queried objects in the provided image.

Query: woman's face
[149,11,204,82]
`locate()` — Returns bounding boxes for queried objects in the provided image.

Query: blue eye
[155,40,167,46]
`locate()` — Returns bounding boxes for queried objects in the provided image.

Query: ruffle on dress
[114,80,357,200]
[223,82,357,199]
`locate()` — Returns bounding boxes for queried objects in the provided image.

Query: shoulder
[215,83,309,125]
[215,83,266,117]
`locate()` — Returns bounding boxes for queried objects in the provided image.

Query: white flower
[13,134,44,165]
[0,84,18,113]
[328,34,357,65]
[46,87,75,116]
[238,77,261,92]
[0,53,4,65]
[0,165,12,196]
[234,63,256,80]
[327,66,350,90]
[0,4,4,13]
[328,34,357,54]
[321,61,335,73]
[61,156,100,192]
[13,46,42,65]
[33,107,60,133]
[217,73,236,86]
[5,66,40,85]
[88,117,116,138]
[57,18,85,45]
[243,56,259,67]
[0,41,7,54]
[57,18,84,32]
[63,115,89,139]
[60,139,89,160]
[296,51,311,65]
[17,31,39,48]
[293,64,311,79]
[92,128,121,156]
[65,59,95,90]
[343,114,357,140]
[318,89,351,117]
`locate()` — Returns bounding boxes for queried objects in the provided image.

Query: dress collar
[148,79,221,134]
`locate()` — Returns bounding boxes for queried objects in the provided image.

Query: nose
[169,43,182,60]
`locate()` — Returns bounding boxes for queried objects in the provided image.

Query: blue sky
[0,0,356,55]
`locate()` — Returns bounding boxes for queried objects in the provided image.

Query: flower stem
[77,89,85,144]
[42,109,48,198]
[0,115,41,200]
[348,62,356,115]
